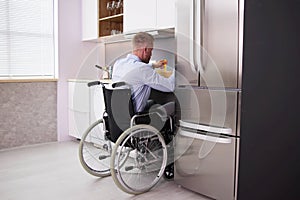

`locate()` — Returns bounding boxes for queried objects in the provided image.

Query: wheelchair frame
[78,81,174,194]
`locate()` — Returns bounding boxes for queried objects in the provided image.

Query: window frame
[0,0,59,82]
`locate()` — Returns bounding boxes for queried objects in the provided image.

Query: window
[0,0,58,80]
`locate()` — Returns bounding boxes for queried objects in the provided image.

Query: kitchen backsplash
[105,37,176,69]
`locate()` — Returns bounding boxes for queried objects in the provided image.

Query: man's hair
[132,32,154,50]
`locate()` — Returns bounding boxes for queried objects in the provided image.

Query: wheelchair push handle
[88,81,129,88]
[87,81,104,87]
[111,81,127,88]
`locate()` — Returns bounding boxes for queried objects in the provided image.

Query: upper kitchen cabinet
[156,0,176,29]
[123,0,156,33]
[82,0,124,41]
[82,0,175,41]
[123,0,175,34]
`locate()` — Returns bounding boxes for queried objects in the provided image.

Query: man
[112,32,175,116]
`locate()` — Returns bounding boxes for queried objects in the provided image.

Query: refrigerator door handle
[179,120,232,135]
[179,129,232,144]
[193,0,205,74]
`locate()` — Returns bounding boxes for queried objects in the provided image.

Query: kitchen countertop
[67,79,112,84]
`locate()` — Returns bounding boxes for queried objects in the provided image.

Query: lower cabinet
[68,80,108,139]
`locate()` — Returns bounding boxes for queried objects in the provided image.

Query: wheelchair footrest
[98,155,110,160]
[125,166,134,171]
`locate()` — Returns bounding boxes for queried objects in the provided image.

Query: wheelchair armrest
[130,110,171,128]
[130,112,153,127]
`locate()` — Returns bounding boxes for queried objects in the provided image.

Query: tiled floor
[0,141,210,200]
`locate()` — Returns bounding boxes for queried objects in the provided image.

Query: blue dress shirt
[112,54,175,112]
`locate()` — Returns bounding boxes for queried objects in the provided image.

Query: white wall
[57,0,102,141]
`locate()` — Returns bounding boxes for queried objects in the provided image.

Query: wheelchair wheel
[111,125,167,194]
[79,119,112,177]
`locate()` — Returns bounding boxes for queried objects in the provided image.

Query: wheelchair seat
[102,81,173,144]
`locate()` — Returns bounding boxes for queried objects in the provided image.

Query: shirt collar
[127,54,141,62]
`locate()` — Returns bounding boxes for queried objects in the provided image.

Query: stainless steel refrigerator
[174,0,243,199]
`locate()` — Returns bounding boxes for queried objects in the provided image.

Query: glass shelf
[99,13,123,21]
[99,0,123,37]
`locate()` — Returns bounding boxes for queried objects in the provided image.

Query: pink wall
[57,0,98,141]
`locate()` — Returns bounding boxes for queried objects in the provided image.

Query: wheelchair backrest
[102,83,135,143]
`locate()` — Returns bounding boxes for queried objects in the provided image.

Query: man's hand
[152,59,168,69]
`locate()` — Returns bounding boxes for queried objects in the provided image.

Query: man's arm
[140,65,175,92]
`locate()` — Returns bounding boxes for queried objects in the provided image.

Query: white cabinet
[82,0,98,41]
[82,0,175,41]
[89,85,105,123]
[68,80,109,139]
[82,0,124,41]
[68,81,90,139]
[156,0,176,29]
[124,0,156,33]
[124,0,175,33]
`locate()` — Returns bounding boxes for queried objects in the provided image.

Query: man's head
[132,32,154,63]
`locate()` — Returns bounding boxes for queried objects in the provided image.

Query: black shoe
[163,163,174,180]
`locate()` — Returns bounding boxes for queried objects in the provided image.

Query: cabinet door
[68,81,90,139]
[90,85,105,123]
[156,0,175,29]
[124,0,157,33]
[82,0,98,40]
[175,128,236,200]
[90,85,106,142]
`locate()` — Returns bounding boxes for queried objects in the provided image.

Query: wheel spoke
[79,119,112,177]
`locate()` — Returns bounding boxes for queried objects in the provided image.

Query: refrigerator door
[175,86,239,137]
[175,124,238,200]
[175,0,239,88]
[175,0,199,86]
[200,0,239,88]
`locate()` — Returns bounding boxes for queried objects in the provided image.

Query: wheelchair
[78,81,175,194]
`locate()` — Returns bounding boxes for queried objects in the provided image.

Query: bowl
[155,69,173,78]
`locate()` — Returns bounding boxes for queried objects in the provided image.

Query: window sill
[0,78,58,83]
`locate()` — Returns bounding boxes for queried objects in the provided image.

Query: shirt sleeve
[139,64,175,92]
